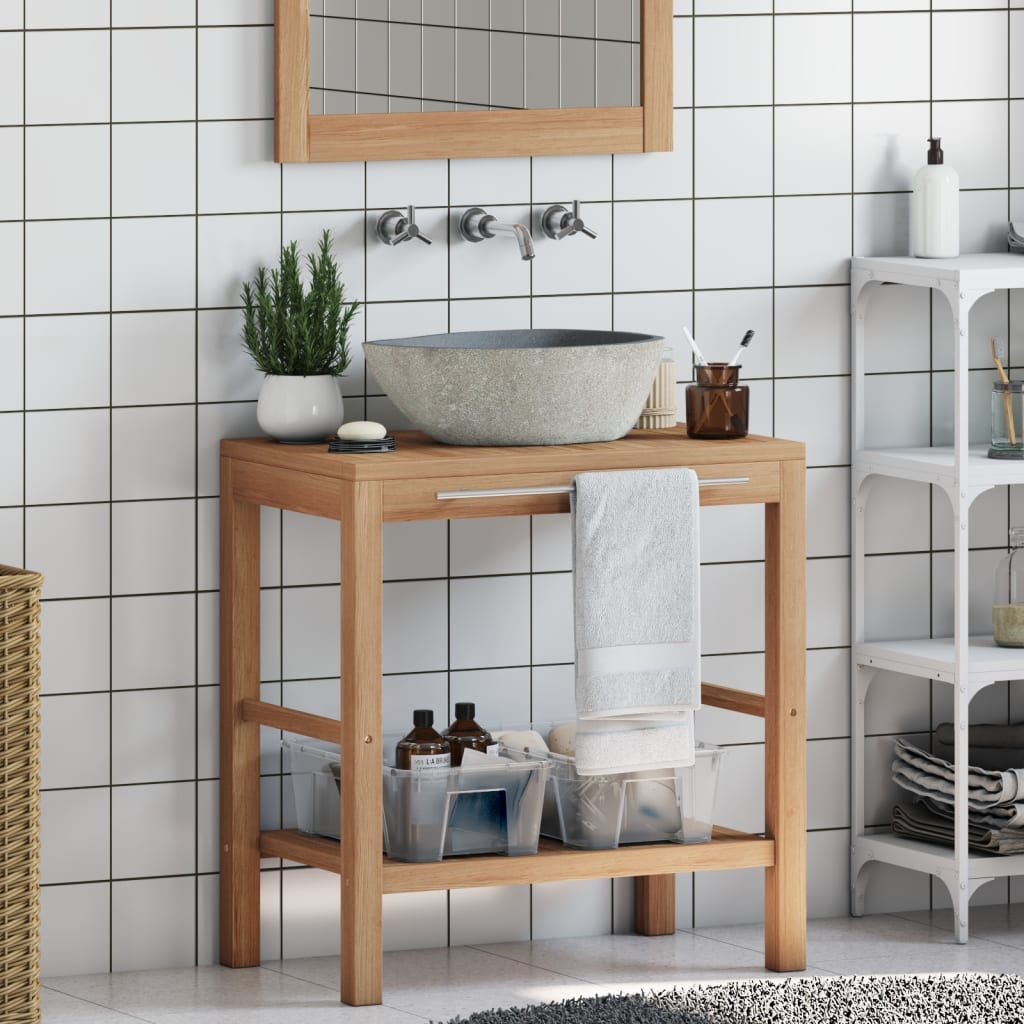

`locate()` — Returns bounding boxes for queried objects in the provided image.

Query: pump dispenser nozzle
[927,137,944,165]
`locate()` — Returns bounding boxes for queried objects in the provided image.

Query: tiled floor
[41,910,1024,1023]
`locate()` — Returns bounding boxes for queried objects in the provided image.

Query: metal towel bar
[436,477,750,500]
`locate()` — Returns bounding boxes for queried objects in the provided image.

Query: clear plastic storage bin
[283,738,549,863]
[529,742,723,850]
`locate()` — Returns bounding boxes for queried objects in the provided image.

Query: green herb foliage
[240,229,360,377]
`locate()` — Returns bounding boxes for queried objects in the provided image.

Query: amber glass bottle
[442,702,495,767]
[395,709,451,770]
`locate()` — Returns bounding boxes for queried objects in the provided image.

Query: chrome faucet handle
[541,200,598,241]
[376,205,433,246]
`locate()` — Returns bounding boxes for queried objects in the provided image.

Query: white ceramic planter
[256,374,344,443]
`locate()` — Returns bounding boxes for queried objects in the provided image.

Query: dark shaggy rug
[443,974,1024,1024]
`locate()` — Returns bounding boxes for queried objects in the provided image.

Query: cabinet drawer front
[383,462,780,521]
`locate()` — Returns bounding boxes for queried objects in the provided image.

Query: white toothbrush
[728,329,755,367]
[683,325,708,366]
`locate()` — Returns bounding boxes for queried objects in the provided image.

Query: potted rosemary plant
[241,229,361,443]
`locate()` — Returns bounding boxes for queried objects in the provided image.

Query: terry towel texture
[572,467,700,775]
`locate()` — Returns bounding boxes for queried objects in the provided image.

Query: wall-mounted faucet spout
[459,207,535,260]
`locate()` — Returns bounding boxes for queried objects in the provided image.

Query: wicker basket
[0,566,43,1024]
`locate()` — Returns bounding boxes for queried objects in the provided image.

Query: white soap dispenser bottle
[911,137,959,259]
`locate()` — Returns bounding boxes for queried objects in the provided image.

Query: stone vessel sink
[363,329,664,446]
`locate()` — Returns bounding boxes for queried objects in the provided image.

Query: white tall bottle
[910,137,959,259]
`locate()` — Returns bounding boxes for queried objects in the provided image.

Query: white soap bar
[337,420,387,441]
[547,722,577,757]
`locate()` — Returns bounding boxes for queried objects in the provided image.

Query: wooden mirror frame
[275,0,672,163]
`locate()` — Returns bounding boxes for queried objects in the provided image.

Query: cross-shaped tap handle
[376,205,433,246]
[541,200,598,241]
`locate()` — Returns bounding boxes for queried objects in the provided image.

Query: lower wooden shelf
[260,827,775,894]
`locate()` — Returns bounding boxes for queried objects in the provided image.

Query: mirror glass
[309,0,641,115]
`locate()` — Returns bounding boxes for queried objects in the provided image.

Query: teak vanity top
[220,428,807,1006]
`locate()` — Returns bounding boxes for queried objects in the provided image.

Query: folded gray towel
[572,467,700,775]
[918,794,1024,831]
[892,802,1024,856]
[933,740,1024,772]
[892,738,1024,809]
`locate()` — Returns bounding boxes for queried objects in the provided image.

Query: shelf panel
[855,635,1024,685]
[854,831,1024,880]
[852,254,1024,292]
[260,828,775,893]
[855,446,1024,491]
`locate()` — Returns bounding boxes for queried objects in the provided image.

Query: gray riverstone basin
[363,329,665,446]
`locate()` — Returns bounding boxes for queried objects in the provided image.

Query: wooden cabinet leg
[635,875,676,935]
[339,481,384,1006]
[219,458,262,967]
[763,457,807,972]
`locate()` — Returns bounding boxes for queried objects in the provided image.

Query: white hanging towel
[572,467,701,776]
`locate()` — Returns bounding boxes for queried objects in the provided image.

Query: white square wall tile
[933,11,1007,101]
[41,883,111,978]
[450,157,531,206]
[41,692,109,789]
[853,192,911,259]
[384,521,448,580]
[280,586,338,680]
[40,598,110,694]
[853,13,929,102]
[197,308,266,403]
[283,161,366,212]
[0,509,22,569]
[198,25,274,118]
[25,410,109,505]
[112,594,195,689]
[694,106,772,199]
[112,405,195,500]
[448,667,531,729]
[0,319,21,412]
[111,688,196,784]
[112,123,197,217]
[451,576,530,670]
[775,105,852,196]
[692,288,773,379]
[775,195,852,287]
[853,102,930,193]
[449,205,531,300]
[112,312,196,406]
[0,33,22,125]
[41,788,109,885]
[198,120,280,215]
[931,101,1008,191]
[196,401,259,494]
[112,217,197,312]
[449,886,531,945]
[614,290,694,374]
[111,499,196,594]
[694,198,772,290]
[531,294,612,331]
[532,202,612,296]
[673,15,692,107]
[614,200,692,292]
[366,159,449,210]
[113,0,198,25]
[281,868,338,960]
[615,109,693,201]
[112,782,196,877]
[25,126,110,219]
[197,214,281,309]
[532,154,612,204]
[281,511,340,587]
[26,504,110,599]
[25,315,110,410]
[113,28,196,121]
[775,14,851,104]
[27,1,108,26]
[449,298,531,333]
[0,1,20,27]
[806,466,850,560]
[26,220,110,316]
[26,30,109,124]
[382,580,448,674]
[775,286,850,378]
[694,16,772,107]
[774,375,850,467]
[702,562,764,655]
[199,0,273,23]
[450,517,530,576]
[383,891,448,952]
[111,876,195,971]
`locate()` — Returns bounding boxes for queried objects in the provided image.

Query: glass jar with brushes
[989,337,1023,459]
[682,327,752,440]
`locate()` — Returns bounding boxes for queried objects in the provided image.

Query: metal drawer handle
[436,477,750,500]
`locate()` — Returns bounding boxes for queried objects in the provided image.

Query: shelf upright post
[339,479,385,1004]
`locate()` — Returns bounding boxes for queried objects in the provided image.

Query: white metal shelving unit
[851,254,1024,943]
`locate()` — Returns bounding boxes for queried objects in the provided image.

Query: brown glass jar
[395,709,451,771]
[442,702,495,766]
[685,363,749,440]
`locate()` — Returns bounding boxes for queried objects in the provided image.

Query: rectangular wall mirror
[276,0,672,163]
